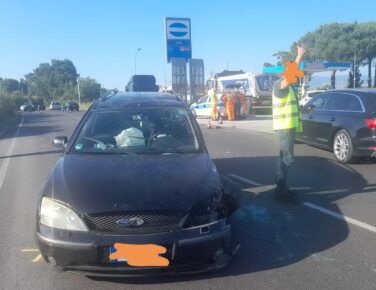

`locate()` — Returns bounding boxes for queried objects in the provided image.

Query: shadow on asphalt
[0,112,66,140]
[0,149,63,159]
[88,156,368,285]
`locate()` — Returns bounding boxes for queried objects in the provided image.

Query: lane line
[32,254,42,263]
[228,173,376,234]
[0,114,24,190]
[303,202,376,234]
[228,173,262,187]
[21,249,39,252]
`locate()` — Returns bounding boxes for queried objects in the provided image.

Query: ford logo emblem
[116,217,145,227]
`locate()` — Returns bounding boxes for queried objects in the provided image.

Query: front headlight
[40,197,88,232]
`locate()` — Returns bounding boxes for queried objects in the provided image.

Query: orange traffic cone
[207,120,212,129]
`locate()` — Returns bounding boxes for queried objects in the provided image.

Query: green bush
[0,93,15,121]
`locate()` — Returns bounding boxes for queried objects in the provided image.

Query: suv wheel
[333,129,356,164]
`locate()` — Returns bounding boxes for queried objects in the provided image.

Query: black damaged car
[36,92,241,276]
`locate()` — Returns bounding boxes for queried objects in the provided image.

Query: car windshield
[256,75,279,92]
[72,108,200,154]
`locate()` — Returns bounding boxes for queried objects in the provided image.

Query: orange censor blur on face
[283,61,304,84]
[109,243,170,267]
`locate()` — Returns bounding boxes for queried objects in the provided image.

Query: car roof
[330,88,376,95]
[92,92,187,110]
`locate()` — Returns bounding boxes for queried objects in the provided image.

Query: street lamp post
[77,77,81,106]
[135,48,141,75]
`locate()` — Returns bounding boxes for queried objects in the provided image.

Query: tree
[26,59,78,102]
[348,64,363,88]
[296,23,359,88]
[353,22,376,88]
[0,78,20,93]
[263,62,274,67]
[272,50,295,66]
[78,77,101,102]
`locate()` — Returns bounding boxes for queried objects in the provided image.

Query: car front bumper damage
[36,218,239,276]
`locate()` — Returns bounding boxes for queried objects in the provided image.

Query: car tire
[333,129,356,164]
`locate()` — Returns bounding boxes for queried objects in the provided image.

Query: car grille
[85,211,187,233]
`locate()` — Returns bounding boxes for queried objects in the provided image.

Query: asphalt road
[0,111,375,290]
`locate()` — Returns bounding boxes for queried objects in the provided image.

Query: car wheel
[333,129,356,164]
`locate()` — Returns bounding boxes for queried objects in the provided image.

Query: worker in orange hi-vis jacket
[239,92,247,116]
[222,92,235,121]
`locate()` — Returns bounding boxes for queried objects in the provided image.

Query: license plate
[109,243,170,266]
[109,246,127,262]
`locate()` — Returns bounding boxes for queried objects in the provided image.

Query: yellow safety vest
[272,86,302,132]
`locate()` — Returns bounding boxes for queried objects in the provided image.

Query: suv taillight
[365,119,376,129]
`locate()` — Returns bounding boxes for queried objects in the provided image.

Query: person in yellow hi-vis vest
[209,88,218,121]
[273,45,305,204]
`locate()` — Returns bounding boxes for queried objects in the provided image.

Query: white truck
[206,73,279,111]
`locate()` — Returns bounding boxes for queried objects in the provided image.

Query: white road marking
[228,173,262,187]
[228,173,376,234]
[0,114,24,190]
[32,254,42,263]
[303,202,376,234]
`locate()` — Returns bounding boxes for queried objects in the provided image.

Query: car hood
[44,153,221,214]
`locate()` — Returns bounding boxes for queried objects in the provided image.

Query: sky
[0,0,375,90]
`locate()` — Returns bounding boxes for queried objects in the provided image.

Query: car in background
[63,101,79,112]
[125,75,159,92]
[20,102,35,112]
[50,102,62,111]
[37,104,46,111]
[298,89,376,163]
[36,92,241,276]
[299,89,326,106]
[190,95,227,118]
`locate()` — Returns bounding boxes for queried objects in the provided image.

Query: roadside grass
[79,102,93,111]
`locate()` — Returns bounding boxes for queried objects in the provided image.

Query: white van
[206,73,279,110]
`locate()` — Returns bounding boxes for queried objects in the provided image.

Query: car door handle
[309,115,314,120]
[330,117,336,122]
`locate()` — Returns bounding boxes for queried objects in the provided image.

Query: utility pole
[353,51,356,89]
[135,48,141,75]
[77,77,81,106]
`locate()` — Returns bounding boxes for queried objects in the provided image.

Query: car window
[197,96,207,104]
[367,93,376,111]
[308,92,323,99]
[346,95,363,112]
[72,108,200,154]
[306,93,329,111]
[325,93,348,111]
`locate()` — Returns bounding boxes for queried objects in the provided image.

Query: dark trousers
[276,128,296,194]
[235,103,241,119]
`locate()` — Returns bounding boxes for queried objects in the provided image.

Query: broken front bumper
[36,218,239,276]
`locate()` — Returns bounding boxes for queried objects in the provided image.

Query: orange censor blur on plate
[109,243,170,267]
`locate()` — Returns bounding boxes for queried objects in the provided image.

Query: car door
[202,96,212,117]
[320,92,350,146]
[194,96,208,117]
[301,93,330,143]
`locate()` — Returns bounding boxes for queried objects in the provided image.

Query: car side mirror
[53,136,68,149]
[303,104,314,112]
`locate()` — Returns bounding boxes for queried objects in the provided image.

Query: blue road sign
[165,17,192,63]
